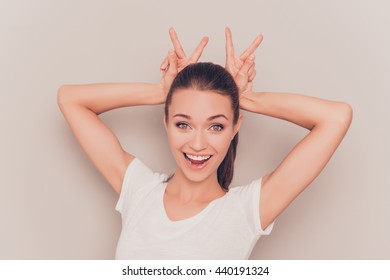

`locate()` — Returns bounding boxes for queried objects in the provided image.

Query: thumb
[166,49,178,76]
[235,55,255,86]
[238,55,255,77]
[160,57,168,72]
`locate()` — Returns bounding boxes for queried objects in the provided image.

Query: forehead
[169,89,233,119]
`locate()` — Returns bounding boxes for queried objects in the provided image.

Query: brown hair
[164,62,239,191]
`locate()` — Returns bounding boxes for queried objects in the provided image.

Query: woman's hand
[159,28,209,98]
[159,49,179,97]
[225,27,263,96]
[160,27,209,73]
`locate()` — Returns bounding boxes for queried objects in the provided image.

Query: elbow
[57,85,66,109]
[57,85,72,110]
[329,102,353,131]
[338,102,353,126]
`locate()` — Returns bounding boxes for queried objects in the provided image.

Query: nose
[189,130,207,152]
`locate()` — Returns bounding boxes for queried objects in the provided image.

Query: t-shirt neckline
[160,182,227,225]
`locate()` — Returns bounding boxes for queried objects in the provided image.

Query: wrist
[239,93,250,111]
[154,83,168,104]
[137,83,167,105]
[239,91,263,112]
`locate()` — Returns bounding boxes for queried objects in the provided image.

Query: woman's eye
[210,124,224,131]
[176,122,189,129]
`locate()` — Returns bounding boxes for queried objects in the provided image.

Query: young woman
[57,28,352,259]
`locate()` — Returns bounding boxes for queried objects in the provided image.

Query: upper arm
[259,103,353,230]
[57,86,134,195]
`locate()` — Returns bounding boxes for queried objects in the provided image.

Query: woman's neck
[166,169,225,203]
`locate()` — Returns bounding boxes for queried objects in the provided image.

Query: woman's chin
[175,165,216,185]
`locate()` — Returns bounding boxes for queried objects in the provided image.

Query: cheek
[209,132,234,153]
[167,128,187,149]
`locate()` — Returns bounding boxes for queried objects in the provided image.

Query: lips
[183,153,212,168]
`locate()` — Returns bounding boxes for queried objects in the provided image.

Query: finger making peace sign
[160,27,209,73]
[225,27,263,95]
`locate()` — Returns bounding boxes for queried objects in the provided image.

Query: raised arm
[58,82,163,194]
[242,91,352,229]
[225,28,353,230]
[58,29,207,195]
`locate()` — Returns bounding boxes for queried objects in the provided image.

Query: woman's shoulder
[116,158,168,214]
[223,177,272,236]
[119,158,168,199]
[225,177,263,206]
[229,177,263,194]
[124,158,168,185]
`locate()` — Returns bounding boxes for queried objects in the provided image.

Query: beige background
[1,0,389,259]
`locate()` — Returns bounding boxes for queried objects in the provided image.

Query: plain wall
[1,0,389,259]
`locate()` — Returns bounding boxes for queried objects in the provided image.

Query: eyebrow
[173,114,229,121]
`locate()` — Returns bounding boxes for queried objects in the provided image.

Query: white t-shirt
[115,158,274,260]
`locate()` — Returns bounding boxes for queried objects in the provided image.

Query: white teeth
[186,154,211,161]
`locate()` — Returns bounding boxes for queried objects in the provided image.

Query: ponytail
[217,133,239,191]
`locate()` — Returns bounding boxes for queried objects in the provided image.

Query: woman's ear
[233,114,243,137]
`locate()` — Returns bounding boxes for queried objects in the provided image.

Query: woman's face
[165,88,242,184]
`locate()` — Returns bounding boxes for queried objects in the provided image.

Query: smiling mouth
[183,153,212,166]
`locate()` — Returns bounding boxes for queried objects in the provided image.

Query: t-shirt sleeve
[115,158,166,215]
[237,178,275,237]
